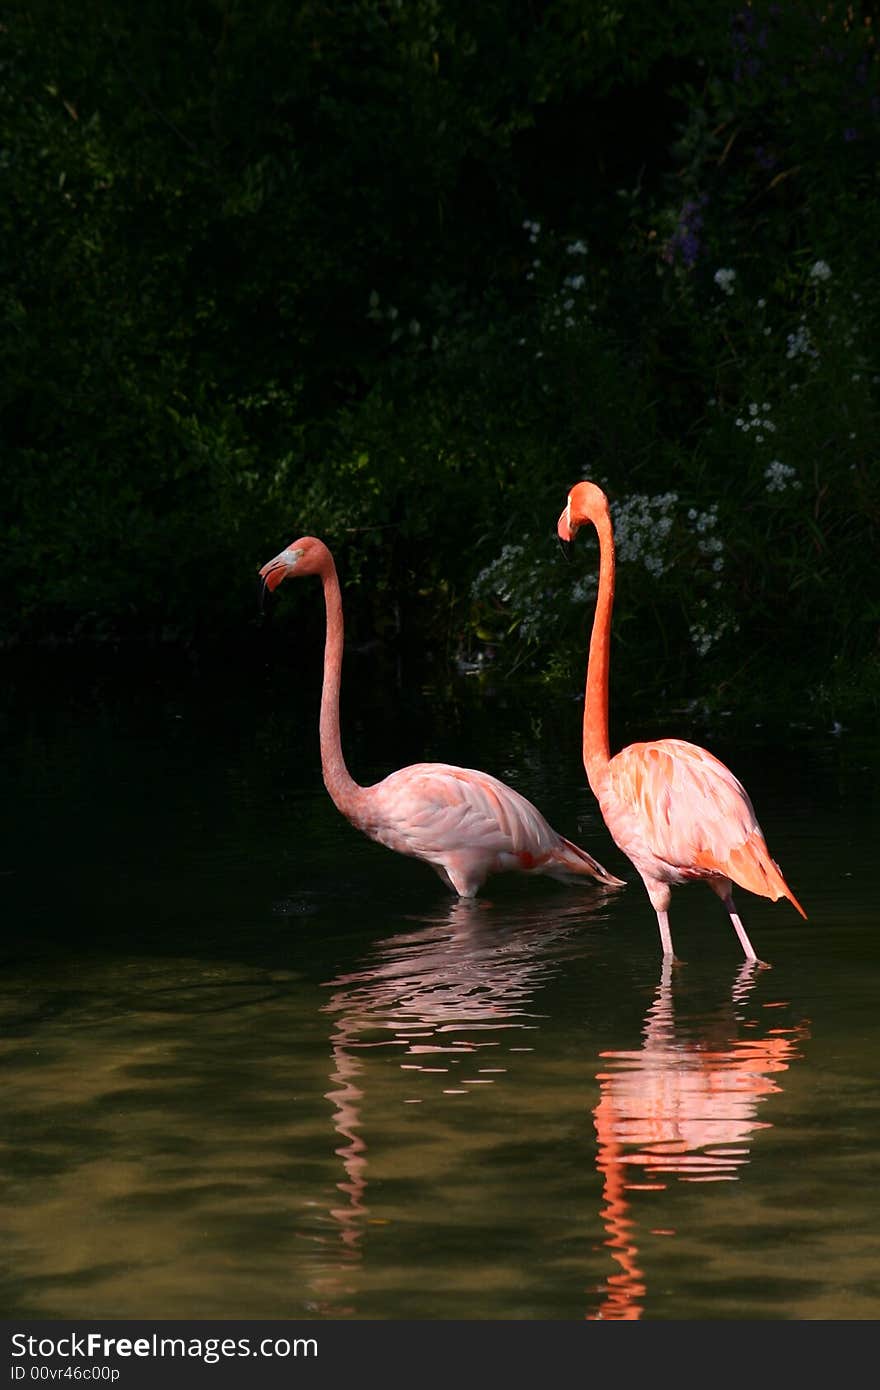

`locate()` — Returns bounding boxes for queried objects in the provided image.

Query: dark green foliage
[1,1,877,717]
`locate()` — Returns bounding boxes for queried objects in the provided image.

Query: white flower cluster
[543,267,589,333]
[522,219,543,281]
[610,491,678,577]
[473,543,525,605]
[519,221,592,333]
[549,282,587,329]
[690,612,737,658]
[714,267,736,296]
[690,624,714,657]
[689,579,740,654]
[472,543,560,642]
[687,503,724,575]
[687,502,718,534]
[786,322,818,361]
[366,290,424,345]
[734,401,776,443]
[765,460,801,493]
[472,539,597,622]
[570,574,598,604]
[810,260,832,281]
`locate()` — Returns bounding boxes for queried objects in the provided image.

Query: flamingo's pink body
[260,535,623,898]
[558,482,805,962]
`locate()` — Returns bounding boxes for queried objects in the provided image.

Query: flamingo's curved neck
[318,554,362,816]
[584,506,615,787]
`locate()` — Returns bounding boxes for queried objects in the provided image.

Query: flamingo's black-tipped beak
[257,556,288,615]
[258,545,305,612]
[258,556,289,589]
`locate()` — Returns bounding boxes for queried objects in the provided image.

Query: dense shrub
[1,1,877,716]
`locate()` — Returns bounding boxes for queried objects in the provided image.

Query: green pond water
[1,651,878,1320]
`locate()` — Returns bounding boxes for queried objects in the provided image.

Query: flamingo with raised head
[558,482,806,963]
[260,535,624,898]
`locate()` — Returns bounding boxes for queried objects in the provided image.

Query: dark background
[2,1,878,720]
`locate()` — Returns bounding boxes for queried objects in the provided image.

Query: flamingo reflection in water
[312,894,611,1311]
[590,960,810,1320]
[304,897,807,1319]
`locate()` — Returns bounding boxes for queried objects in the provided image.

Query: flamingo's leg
[722,892,769,967]
[442,858,482,898]
[655,909,677,960]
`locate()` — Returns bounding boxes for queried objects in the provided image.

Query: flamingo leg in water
[723,893,764,966]
[444,865,480,898]
[655,910,675,959]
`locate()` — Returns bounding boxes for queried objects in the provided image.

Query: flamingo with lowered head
[558,482,805,963]
[260,535,624,898]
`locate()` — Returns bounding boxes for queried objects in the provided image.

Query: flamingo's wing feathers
[609,739,757,868]
[607,740,803,910]
[359,762,619,887]
[364,763,563,860]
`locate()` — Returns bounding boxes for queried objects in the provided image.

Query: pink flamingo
[558,482,806,962]
[259,535,624,898]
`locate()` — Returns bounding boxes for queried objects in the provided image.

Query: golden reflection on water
[590,960,810,1320]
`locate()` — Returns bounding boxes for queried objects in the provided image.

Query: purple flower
[680,233,700,268]
[663,195,709,269]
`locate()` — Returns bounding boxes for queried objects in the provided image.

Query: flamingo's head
[557,481,610,541]
[258,535,329,592]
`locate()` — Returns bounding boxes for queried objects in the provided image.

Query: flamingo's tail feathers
[782,878,808,920]
[552,836,627,888]
[724,836,807,919]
